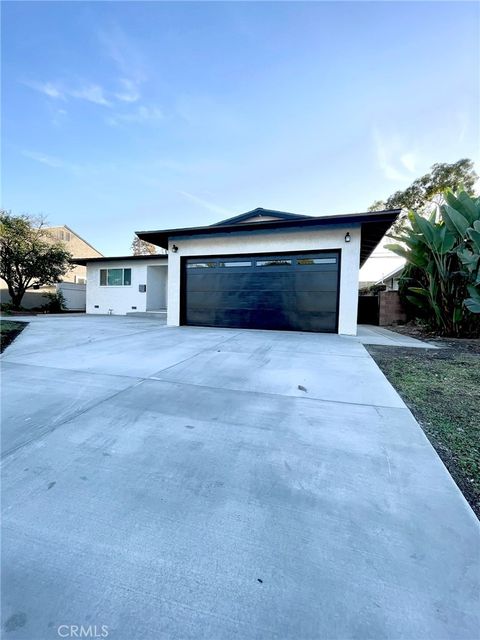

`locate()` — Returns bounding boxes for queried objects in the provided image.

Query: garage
[136,206,401,335]
[182,251,339,332]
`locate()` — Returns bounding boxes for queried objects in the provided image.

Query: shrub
[41,290,66,313]
[386,190,480,337]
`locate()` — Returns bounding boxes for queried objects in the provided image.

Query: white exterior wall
[166,225,361,335]
[57,282,86,310]
[86,259,167,315]
[146,266,168,309]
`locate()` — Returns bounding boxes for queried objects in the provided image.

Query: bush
[41,290,66,313]
[386,190,480,337]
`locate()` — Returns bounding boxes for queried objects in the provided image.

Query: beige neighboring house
[46,225,103,284]
[1,225,103,310]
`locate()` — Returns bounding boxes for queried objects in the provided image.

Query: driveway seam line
[1,378,147,461]
[0,360,145,382]
[146,331,245,375]
[0,325,171,360]
[145,376,406,411]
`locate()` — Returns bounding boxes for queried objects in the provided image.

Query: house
[0,224,103,310]
[76,207,400,335]
[76,254,168,316]
[374,263,405,291]
[46,225,103,284]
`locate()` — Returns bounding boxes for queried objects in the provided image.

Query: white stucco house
[75,207,400,335]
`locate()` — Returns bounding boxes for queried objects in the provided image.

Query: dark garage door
[183,251,340,332]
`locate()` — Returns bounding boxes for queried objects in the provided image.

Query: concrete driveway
[1,316,478,639]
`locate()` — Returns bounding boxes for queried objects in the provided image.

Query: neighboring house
[46,225,103,284]
[358,236,406,286]
[374,264,405,291]
[76,207,400,335]
[0,224,103,310]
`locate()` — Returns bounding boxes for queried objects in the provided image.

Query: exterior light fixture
[171,244,178,253]
[344,232,351,243]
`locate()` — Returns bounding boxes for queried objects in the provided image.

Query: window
[186,262,217,269]
[256,259,292,267]
[297,257,337,265]
[99,268,132,286]
[56,230,71,242]
[222,261,252,268]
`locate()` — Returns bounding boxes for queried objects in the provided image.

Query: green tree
[0,211,72,309]
[370,159,478,231]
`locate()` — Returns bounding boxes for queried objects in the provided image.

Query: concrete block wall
[378,290,407,326]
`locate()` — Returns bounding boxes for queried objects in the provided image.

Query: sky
[2,1,479,272]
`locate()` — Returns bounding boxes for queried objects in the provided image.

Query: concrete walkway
[1,316,478,639]
[355,324,438,348]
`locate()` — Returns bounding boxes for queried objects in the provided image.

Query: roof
[211,207,312,226]
[73,254,167,266]
[136,208,402,265]
[374,263,406,285]
[47,224,103,257]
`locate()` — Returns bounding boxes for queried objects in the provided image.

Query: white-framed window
[99,268,132,286]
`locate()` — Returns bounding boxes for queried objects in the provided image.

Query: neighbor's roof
[47,224,103,257]
[374,263,406,285]
[73,254,167,266]
[136,207,402,265]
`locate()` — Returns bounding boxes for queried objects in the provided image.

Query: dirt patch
[367,340,480,519]
[388,323,480,354]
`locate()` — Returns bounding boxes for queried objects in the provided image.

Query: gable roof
[374,263,406,285]
[47,224,103,256]
[136,208,402,266]
[211,208,312,226]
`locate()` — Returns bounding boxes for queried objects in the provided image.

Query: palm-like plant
[385,190,480,336]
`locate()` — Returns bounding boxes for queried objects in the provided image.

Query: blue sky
[3,1,479,256]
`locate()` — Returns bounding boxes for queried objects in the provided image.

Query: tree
[370,159,478,231]
[385,190,480,337]
[131,236,158,255]
[0,211,72,309]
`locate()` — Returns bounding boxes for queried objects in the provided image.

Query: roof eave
[136,209,401,264]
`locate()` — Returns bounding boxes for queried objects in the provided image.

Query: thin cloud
[107,105,163,126]
[373,128,415,181]
[98,24,146,105]
[22,150,66,168]
[25,79,111,107]
[22,150,83,176]
[23,80,65,100]
[400,152,416,173]
[115,78,140,103]
[70,84,111,106]
[178,191,232,217]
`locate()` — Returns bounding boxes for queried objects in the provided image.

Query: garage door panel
[183,252,339,332]
[294,272,338,292]
[187,290,297,311]
[186,272,294,293]
[288,312,337,332]
[295,290,338,312]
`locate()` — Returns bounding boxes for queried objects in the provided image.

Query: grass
[367,339,480,518]
[0,320,27,353]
